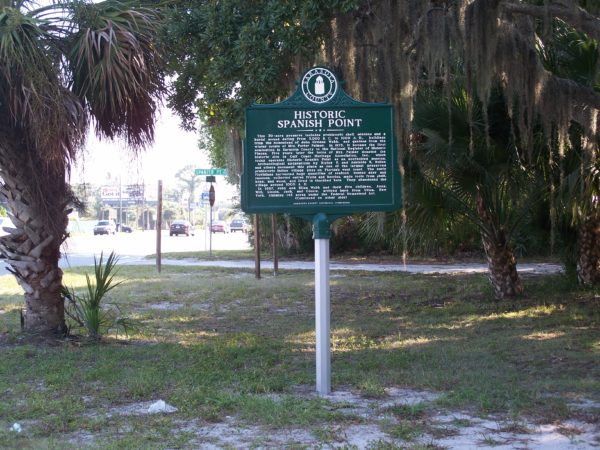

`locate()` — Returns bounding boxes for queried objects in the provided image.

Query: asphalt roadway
[0,230,562,276]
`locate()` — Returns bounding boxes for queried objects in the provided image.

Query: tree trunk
[577,215,600,286]
[481,233,524,299]
[0,134,69,336]
[476,191,523,299]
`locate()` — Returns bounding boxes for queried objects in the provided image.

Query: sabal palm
[539,19,600,285]
[411,86,537,299]
[0,0,163,335]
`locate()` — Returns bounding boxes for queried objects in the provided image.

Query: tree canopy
[165,0,600,157]
[163,0,359,127]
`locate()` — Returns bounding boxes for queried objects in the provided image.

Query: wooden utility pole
[254,214,261,279]
[156,180,162,273]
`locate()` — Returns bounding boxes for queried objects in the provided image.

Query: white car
[0,217,15,236]
[93,220,116,235]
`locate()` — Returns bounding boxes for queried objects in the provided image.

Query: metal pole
[313,213,331,395]
[204,204,208,251]
[209,182,215,257]
[118,177,122,232]
[156,180,162,273]
[209,205,213,257]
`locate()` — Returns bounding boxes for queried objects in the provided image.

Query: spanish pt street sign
[241,67,401,216]
[195,168,227,176]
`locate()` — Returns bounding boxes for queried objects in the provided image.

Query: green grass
[0,266,598,447]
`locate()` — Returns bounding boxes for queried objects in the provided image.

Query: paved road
[0,231,563,275]
[0,229,251,275]
[116,258,561,275]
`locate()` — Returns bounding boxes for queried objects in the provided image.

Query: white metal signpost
[242,67,401,395]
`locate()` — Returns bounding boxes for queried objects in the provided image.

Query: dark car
[119,224,133,233]
[170,220,194,236]
[211,220,230,233]
[229,219,248,233]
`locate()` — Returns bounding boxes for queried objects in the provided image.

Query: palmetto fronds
[67,2,164,149]
[408,83,537,297]
[0,1,164,163]
[63,251,136,339]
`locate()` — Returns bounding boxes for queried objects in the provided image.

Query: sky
[71,108,212,188]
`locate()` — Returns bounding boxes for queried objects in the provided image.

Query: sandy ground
[44,386,600,450]
[51,386,599,449]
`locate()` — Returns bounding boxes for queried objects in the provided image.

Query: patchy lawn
[0,266,598,448]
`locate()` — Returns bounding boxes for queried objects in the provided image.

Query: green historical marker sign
[195,168,227,176]
[241,67,401,217]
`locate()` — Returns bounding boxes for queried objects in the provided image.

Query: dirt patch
[11,388,600,448]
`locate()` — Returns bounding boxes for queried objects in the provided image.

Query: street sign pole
[313,213,331,395]
[209,181,215,257]
[156,180,163,273]
[204,206,208,251]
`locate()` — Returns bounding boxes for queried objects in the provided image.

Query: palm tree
[410,86,539,299]
[0,0,164,336]
[538,19,600,285]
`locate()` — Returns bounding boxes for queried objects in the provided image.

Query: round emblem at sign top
[301,68,337,104]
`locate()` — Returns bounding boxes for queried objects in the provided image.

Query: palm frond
[67,0,165,149]
[0,4,85,165]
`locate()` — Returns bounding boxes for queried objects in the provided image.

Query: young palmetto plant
[62,252,134,339]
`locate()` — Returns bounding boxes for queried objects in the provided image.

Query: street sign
[241,67,401,216]
[195,168,227,176]
[209,185,215,207]
[200,192,209,201]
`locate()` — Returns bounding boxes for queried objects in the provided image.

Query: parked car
[229,219,248,233]
[170,220,194,236]
[93,220,116,235]
[0,217,15,236]
[118,224,133,233]
[211,220,230,233]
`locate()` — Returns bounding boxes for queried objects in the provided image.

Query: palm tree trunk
[577,215,600,286]
[0,135,69,336]
[476,192,523,299]
[481,233,524,299]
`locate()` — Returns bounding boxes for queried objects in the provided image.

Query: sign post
[314,213,331,394]
[242,67,402,395]
[208,178,215,257]
[156,180,162,273]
